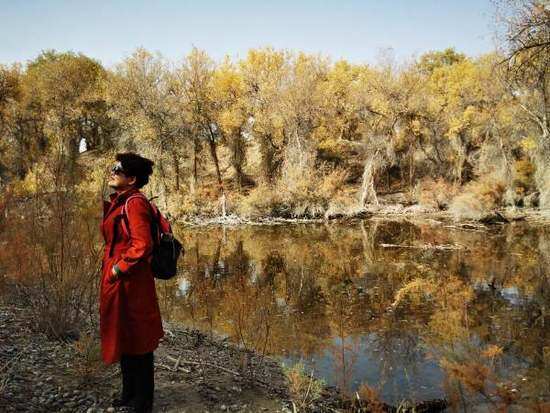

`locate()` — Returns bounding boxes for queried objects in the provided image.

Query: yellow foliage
[356,383,386,413]
[284,363,325,410]
[481,344,503,359]
[520,136,538,151]
[449,175,507,220]
[514,159,535,192]
[429,310,469,343]
[440,359,491,393]
[391,278,436,308]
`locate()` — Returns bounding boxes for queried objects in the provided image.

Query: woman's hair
[116,152,154,189]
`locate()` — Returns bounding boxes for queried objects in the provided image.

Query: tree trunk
[172,152,180,191]
[157,156,169,210]
[360,150,380,207]
[232,130,245,190]
[193,136,199,189]
[207,126,226,216]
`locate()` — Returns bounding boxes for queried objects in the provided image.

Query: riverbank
[0,303,291,413]
[177,205,550,228]
[0,300,452,413]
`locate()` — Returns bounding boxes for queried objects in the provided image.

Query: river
[159,218,550,409]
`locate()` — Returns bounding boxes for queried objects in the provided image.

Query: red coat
[100,187,164,364]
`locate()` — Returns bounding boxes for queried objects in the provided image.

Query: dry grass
[236,159,348,219]
[284,363,325,412]
[535,165,550,210]
[168,184,221,218]
[355,383,386,413]
[414,177,459,210]
[235,183,282,219]
[0,155,101,340]
[449,175,506,220]
[72,331,104,381]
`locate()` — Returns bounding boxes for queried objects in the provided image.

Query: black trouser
[120,352,154,412]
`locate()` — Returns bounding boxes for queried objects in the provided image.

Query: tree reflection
[163,221,550,409]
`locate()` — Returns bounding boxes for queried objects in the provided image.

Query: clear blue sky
[1,0,496,67]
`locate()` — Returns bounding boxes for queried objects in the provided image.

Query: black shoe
[130,399,153,413]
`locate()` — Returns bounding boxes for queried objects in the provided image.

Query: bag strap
[109,194,157,258]
[120,194,149,237]
[120,194,160,242]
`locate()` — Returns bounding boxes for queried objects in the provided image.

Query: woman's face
[108,161,136,191]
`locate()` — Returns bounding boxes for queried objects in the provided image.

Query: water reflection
[160,219,550,410]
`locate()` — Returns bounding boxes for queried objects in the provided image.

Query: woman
[100,152,164,413]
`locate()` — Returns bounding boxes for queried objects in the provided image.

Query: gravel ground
[0,304,448,413]
[0,305,292,413]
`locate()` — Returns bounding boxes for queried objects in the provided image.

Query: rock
[403,204,437,214]
[106,407,115,413]
[479,211,509,224]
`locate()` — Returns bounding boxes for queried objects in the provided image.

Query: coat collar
[104,187,140,220]
[109,187,139,203]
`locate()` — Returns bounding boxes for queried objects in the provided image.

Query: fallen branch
[443,224,488,232]
[379,243,465,250]
[97,369,120,384]
[165,355,240,377]
[155,362,191,374]
[173,355,181,371]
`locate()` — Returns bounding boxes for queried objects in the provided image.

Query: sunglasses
[111,163,127,176]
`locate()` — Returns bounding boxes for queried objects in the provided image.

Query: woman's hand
[109,266,119,284]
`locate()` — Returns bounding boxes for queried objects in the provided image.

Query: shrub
[355,383,386,413]
[72,331,103,381]
[276,161,348,219]
[513,159,536,195]
[324,191,364,219]
[449,175,506,220]
[235,165,348,219]
[0,154,101,340]
[284,363,325,411]
[535,165,550,210]
[414,177,459,210]
[235,183,281,219]
[169,184,222,219]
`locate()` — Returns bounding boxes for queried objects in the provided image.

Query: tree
[212,58,250,189]
[0,64,25,180]
[25,51,110,162]
[240,48,291,183]
[417,47,466,74]
[107,48,185,203]
[177,48,227,214]
[497,0,550,205]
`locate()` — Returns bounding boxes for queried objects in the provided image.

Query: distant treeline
[0,1,548,219]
